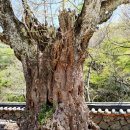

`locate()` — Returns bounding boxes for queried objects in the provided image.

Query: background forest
[84,22,130,102]
[0,3,130,102]
[0,44,25,102]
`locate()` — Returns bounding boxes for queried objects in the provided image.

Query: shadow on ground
[0,124,6,130]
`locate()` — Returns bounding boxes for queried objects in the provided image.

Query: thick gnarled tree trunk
[0,0,129,130]
[20,13,92,129]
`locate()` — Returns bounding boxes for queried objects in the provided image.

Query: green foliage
[84,24,130,102]
[0,77,11,89]
[4,93,25,102]
[0,43,25,102]
[0,45,14,89]
[0,45,14,70]
[38,104,55,125]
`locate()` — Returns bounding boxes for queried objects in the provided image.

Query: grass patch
[5,93,25,102]
[38,104,55,124]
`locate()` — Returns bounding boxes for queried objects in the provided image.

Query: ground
[0,119,19,130]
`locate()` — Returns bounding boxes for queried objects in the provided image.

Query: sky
[100,4,130,28]
[11,0,83,27]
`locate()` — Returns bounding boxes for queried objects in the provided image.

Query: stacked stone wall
[0,110,24,122]
[1,110,130,129]
[91,113,130,130]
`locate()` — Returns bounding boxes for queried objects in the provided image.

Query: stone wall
[91,113,130,130]
[1,110,130,130]
[0,110,24,122]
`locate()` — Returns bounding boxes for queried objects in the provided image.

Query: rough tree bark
[0,0,129,130]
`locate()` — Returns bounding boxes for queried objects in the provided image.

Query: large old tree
[0,0,129,130]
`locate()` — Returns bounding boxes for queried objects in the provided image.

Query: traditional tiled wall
[1,110,130,130]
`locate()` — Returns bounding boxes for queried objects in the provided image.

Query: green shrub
[0,79,11,88]
[38,104,55,124]
[0,46,14,70]
[5,93,25,102]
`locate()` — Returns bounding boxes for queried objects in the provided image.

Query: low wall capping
[1,102,130,130]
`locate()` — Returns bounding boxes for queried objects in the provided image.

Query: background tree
[84,20,130,102]
[0,0,129,130]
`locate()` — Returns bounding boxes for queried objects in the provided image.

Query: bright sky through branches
[0,0,130,31]
[11,0,83,27]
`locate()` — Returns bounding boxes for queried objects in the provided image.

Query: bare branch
[0,0,37,61]
[21,0,40,37]
[22,0,33,14]
[0,0,23,41]
[75,0,101,50]
[99,0,130,23]
[75,0,129,51]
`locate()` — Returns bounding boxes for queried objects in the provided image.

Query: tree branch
[75,0,101,35]
[99,0,130,23]
[21,0,39,29]
[0,32,10,45]
[0,0,21,31]
[22,0,33,14]
[75,0,101,50]
[0,0,36,61]
[75,0,129,50]
[0,0,23,46]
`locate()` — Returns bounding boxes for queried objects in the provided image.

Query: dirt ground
[0,119,19,130]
